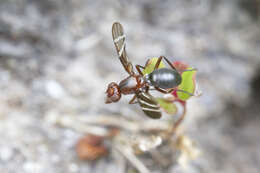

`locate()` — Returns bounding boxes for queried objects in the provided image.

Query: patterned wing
[112,22,134,75]
[136,91,162,119]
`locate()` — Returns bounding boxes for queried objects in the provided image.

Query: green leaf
[156,98,177,115]
[177,68,196,101]
[142,57,165,75]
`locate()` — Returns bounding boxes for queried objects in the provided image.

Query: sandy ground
[0,0,260,172]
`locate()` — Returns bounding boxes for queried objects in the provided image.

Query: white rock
[45,80,65,99]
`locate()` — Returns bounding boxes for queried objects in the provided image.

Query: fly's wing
[112,22,134,75]
[136,91,162,119]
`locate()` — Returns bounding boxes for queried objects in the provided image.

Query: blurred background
[0,0,260,172]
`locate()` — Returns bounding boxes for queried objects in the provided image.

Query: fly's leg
[154,86,174,94]
[154,56,163,70]
[154,56,177,70]
[135,65,145,76]
[153,87,194,96]
[160,56,178,71]
[145,86,150,93]
[152,55,178,71]
[129,95,138,104]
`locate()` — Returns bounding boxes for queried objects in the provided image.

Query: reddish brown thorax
[119,75,145,94]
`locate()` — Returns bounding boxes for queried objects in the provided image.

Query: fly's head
[105,82,121,103]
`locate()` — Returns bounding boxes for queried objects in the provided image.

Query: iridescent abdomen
[147,68,182,89]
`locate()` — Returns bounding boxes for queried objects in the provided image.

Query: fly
[105,22,196,119]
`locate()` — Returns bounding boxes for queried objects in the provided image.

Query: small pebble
[45,80,65,99]
[0,146,14,161]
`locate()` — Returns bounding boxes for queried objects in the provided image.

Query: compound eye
[105,82,121,103]
[106,87,115,97]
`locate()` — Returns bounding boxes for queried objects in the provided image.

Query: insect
[105,22,196,119]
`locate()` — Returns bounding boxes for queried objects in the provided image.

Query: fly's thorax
[118,75,145,95]
[146,68,182,89]
[118,76,137,95]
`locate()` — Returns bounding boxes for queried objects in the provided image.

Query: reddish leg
[135,65,145,76]
[159,56,177,71]
[129,95,138,104]
[154,56,163,70]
